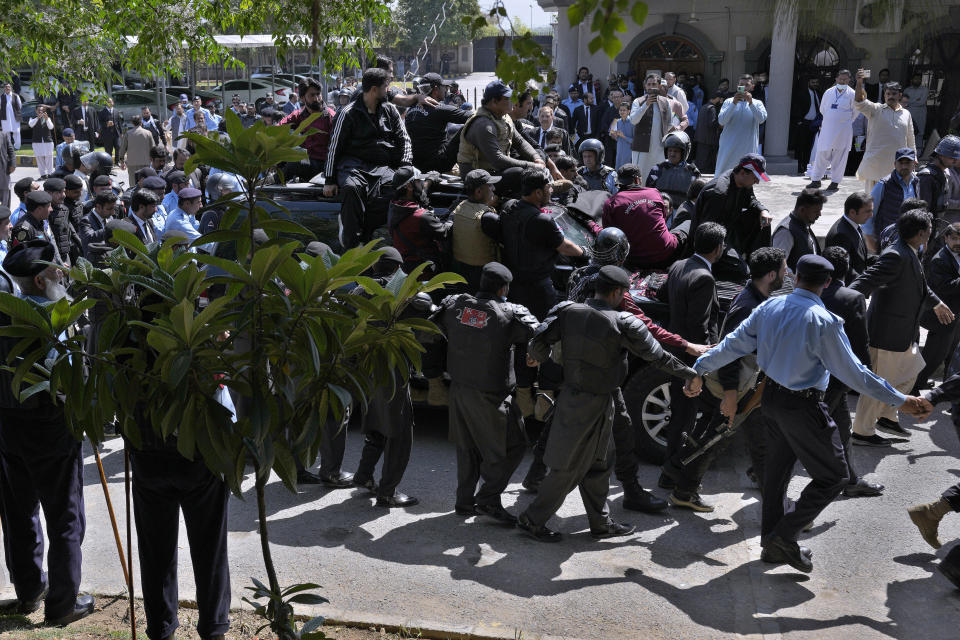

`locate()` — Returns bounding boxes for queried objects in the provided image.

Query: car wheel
[623,367,672,464]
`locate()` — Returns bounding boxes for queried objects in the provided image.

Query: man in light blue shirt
[184,96,217,132]
[54,128,75,169]
[162,187,203,245]
[687,254,928,573]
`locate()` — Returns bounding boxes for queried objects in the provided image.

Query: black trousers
[662,388,722,493]
[283,158,325,183]
[130,449,231,640]
[795,121,816,174]
[917,321,960,392]
[742,409,771,489]
[101,137,122,164]
[336,165,395,250]
[455,398,526,510]
[510,278,562,390]
[0,410,84,618]
[317,418,348,476]
[355,425,413,499]
[942,483,960,511]
[824,378,859,485]
[759,385,849,541]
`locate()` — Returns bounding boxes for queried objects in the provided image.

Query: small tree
[0,110,460,639]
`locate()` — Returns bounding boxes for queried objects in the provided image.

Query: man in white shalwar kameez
[715,74,767,175]
[853,68,915,192]
[808,70,857,191]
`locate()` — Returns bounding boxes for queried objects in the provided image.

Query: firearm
[680,379,766,466]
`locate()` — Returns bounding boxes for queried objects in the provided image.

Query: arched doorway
[903,32,960,135]
[628,35,705,81]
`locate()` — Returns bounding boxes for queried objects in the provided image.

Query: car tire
[622,366,672,465]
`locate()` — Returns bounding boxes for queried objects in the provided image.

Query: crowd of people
[4,55,960,638]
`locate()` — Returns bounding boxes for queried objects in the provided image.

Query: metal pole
[125,448,136,640]
[94,445,130,586]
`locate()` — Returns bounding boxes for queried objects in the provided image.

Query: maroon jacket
[601,185,676,265]
[278,105,336,162]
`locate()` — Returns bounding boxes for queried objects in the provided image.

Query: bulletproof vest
[451,199,498,267]
[444,293,526,393]
[499,199,557,283]
[578,165,613,192]
[918,163,947,214]
[777,213,821,270]
[874,172,916,235]
[557,302,628,394]
[653,161,696,202]
[457,106,514,172]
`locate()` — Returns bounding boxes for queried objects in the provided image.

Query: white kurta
[715,98,767,175]
[628,98,665,182]
[903,85,929,149]
[854,100,915,185]
[810,84,857,184]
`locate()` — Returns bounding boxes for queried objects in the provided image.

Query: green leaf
[602,34,623,57]
[567,2,586,25]
[631,1,649,25]
[288,593,329,605]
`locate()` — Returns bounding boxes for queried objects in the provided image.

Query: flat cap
[25,191,52,206]
[480,261,512,289]
[597,265,632,289]
[796,254,834,279]
[166,170,187,185]
[178,187,202,201]
[142,176,166,190]
[64,174,85,191]
[43,177,66,192]
[3,239,55,277]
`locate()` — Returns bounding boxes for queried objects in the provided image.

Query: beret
[64,174,84,190]
[92,175,112,187]
[178,187,202,200]
[142,176,166,190]
[25,191,52,206]
[480,261,513,287]
[166,170,187,184]
[3,239,55,277]
[796,254,834,279]
[597,265,632,289]
[43,178,66,191]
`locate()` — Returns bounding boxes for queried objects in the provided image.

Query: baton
[92,443,129,585]
[681,379,766,466]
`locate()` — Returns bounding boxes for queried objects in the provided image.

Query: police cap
[166,170,188,185]
[92,175,112,187]
[178,187,202,201]
[64,174,85,191]
[142,176,167,190]
[377,246,403,266]
[0,206,10,222]
[796,254,834,280]
[463,169,501,193]
[480,261,513,290]
[25,190,52,207]
[596,265,632,289]
[895,147,917,161]
[62,127,75,137]
[3,239,55,277]
[43,177,66,192]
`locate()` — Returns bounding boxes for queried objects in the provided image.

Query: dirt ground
[0,595,444,640]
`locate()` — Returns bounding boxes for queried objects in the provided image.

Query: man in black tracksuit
[434,262,540,523]
[323,67,413,249]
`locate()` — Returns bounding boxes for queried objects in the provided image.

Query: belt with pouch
[763,376,825,402]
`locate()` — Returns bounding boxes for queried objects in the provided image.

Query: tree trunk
[255,470,296,639]
[764,0,798,157]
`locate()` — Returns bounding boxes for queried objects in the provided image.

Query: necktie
[585,106,591,133]
[540,130,546,147]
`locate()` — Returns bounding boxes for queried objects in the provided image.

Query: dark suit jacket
[825,216,868,284]
[598,101,620,163]
[534,126,571,156]
[850,237,941,352]
[128,214,158,244]
[822,282,871,368]
[572,103,602,139]
[98,107,123,142]
[79,211,107,257]
[661,255,720,358]
[920,247,960,331]
[142,118,163,146]
[70,106,99,141]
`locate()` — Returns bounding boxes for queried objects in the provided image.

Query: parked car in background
[20,101,38,142]
[212,79,292,109]
[164,87,223,112]
[110,89,179,122]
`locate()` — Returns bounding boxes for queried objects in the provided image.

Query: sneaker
[669,490,714,512]
[875,417,909,437]
[851,433,893,447]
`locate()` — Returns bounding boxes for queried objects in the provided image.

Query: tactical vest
[444,293,533,393]
[578,165,614,192]
[457,106,514,172]
[918,163,947,214]
[500,199,557,283]
[451,199,498,266]
[652,161,697,203]
[874,171,918,235]
[557,302,628,394]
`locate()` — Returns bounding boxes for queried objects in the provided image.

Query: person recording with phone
[715,74,767,175]
[29,106,56,177]
[628,74,688,183]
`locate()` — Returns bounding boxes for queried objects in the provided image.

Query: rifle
[681,379,766,466]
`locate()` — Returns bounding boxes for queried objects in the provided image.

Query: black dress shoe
[476,503,519,525]
[761,535,813,573]
[762,545,812,562]
[376,492,419,508]
[590,520,636,539]
[296,470,324,485]
[852,433,893,447]
[319,470,355,488]
[517,514,562,542]
[875,417,909,437]
[842,478,884,497]
[454,504,477,516]
[657,473,676,490]
[806,180,822,189]
[0,586,47,615]
[352,476,377,493]
[45,594,95,626]
[826,182,840,191]
[623,484,669,513]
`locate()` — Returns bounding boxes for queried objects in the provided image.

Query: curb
[322,608,581,640]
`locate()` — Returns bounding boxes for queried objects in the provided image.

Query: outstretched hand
[683,376,703,398]
[685,343,712,357]
[900,395,934,420]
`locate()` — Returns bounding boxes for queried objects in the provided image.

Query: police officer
[518,266,698,542]
[576,138,617,193]
[646,131,701,209]
[12,190,63,263]
[434,262,540,522]
[690,254,929,572]
[0,240,94,624]
[496,168,585,417]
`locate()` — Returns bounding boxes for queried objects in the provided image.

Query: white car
[213,79,294,108]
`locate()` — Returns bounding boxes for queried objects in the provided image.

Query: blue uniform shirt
[693,288,905,406]
[162,206,201,242]
[161,190,179,214]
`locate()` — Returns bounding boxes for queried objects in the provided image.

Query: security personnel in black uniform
[518,266,698,542]
[434,262,540,523]
[11,191,63,264]
[0,240,94,624]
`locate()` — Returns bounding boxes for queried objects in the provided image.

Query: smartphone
[737,85,746,93]
[862,69,872,78]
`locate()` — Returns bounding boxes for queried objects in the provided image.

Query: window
[630,35,705,78]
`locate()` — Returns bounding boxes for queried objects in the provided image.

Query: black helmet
[80,150,114,174]
[661,131,692,161]
[593,227,630,266]
[578,138,605,166]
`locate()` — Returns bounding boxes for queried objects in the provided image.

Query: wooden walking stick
[125,447,137,639]
[93,443,130,585]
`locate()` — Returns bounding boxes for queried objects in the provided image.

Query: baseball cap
[463,169,502,193]
[392,166,422,191]
[737,153,770,182]
[895,147,917,161]
[483,81,512,102]
[62,128,75,137]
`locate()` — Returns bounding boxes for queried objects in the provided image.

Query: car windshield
[548,208,595,250]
